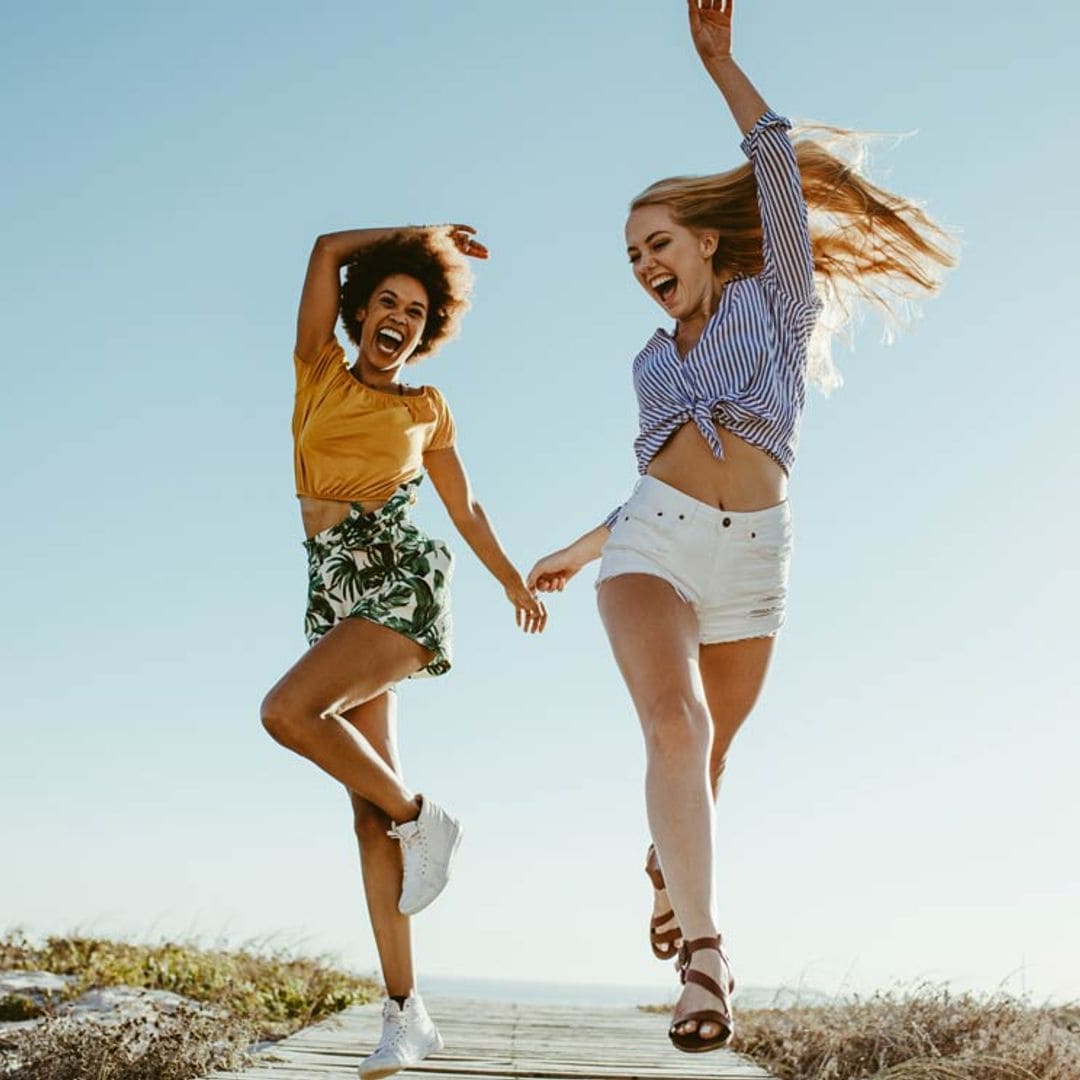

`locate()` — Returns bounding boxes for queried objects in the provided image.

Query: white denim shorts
[595,476,793,644]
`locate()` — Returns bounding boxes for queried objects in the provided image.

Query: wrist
[703,53,736,76]
[500,570,527,592]
[563,542,590,572]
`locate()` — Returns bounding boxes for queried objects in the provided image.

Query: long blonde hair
[631,125,958,391]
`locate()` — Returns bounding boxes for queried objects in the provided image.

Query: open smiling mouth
[650,273,678,303]
[375,327,404,356]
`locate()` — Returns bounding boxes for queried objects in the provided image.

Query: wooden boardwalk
[206,998,775,1080]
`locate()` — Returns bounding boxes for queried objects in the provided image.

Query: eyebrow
[626,230,671,253]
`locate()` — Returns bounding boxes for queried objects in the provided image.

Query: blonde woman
[262,224,545,1078]
[528,0,954,1054]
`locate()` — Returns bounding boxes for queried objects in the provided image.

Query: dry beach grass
[725,984,1080,1080]
[0,932,379,1080]
[4,934,1078,1080]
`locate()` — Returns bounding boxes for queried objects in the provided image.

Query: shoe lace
[377,1004,407,1050]
[386,823,421,847]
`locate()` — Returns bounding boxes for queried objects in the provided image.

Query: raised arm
[689,1,816,303]
[295,228,398,363]
[294,225,489,363]
[688,1,765,134]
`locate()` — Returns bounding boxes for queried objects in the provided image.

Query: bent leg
[261,617,433,822]
[699,636,775,797]
[342,692,415,998]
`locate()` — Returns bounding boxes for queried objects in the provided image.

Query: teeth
[650,274,676,290]
[379,328,404,344]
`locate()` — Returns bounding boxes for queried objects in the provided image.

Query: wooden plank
[204,998,775,1080]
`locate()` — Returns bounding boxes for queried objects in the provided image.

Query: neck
[353,351,402,391]
[675,272,732,352]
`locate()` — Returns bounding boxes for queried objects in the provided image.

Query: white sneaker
[358,993,444,1079]
[387,796,463,916]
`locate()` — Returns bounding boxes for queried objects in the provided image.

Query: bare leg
[597,574,726,1040]
[261,618,433,822]
[700,636,775,797]
[342,692,415,998]
[648,636,775,951]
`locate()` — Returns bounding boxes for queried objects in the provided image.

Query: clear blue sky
[3,2,1078,1002]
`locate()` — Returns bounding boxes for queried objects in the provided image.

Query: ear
[699,230,720,260]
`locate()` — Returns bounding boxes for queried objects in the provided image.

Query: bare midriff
[646,420,787,513]
[300,495,387,539]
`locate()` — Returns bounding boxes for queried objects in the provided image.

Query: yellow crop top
[292,337,456,503]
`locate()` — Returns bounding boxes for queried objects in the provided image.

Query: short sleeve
[294,336,347,387]
[425,386,457,451]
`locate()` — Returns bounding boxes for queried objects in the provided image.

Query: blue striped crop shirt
[604,111,823,530]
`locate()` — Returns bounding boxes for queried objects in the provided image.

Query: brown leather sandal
[668,936,735,1053]
[645,844,683,961]
[677,934,735,992]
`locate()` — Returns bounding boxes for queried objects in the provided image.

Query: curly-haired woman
[261,224,545,1078]
[528,0,954,1054]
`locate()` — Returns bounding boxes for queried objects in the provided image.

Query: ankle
[681,926,720,946]
[394,795,421,824]
[686,945,721,967]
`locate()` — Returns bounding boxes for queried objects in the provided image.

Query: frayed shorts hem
[595,476,792,645]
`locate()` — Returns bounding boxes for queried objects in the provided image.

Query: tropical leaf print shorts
[303,477,453,679]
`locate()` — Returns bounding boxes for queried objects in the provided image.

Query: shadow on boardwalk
[205,998,776,1079]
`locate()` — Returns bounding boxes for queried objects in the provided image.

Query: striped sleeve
[740,111,816,304]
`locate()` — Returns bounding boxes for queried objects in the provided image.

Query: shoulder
[634,329,669,369]
[295,335,347,374]
[420,383,456,426]
[422,382,450,408]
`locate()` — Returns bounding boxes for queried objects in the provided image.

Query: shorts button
[678,514,685,520]
[657,511,663,516]
[722,517,731,527]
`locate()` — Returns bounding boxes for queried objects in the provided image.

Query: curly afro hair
[339,230,473,363]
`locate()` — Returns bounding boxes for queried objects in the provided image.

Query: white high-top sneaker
[358,993,444,1079]
[387,796,462,916]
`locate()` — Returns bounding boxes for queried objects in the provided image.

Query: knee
[260,689,312,749]
[353,799,391,846]
[641,697,711,761]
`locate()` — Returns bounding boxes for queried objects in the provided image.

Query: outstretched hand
[446,224,490,260]
[526,549,583,595]
[506,578,547,634]
[688,0,733,65]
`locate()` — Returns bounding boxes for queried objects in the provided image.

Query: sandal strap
[644,845,666,891]
[670,1009,732,1029]
[651,927,682,947]
[650,909,676,930]
[668,1009,732,1038]
[681,935,721,955]
[683,967,728,1001]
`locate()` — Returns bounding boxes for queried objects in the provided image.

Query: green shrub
[0,931,378,1038]
[0,995,44,1022]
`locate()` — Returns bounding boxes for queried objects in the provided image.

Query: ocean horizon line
[420,973,829,1009]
